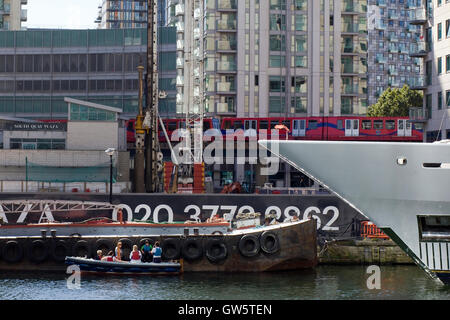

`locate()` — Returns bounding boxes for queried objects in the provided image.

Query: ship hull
[0,219,317,272]
[259,140,450,283]
[0,192,365,241]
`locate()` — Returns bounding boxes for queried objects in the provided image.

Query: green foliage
[367,85,423,117]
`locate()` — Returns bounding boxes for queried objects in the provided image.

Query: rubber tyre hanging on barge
[28,239,49,263]
[161,238,181,260]
[2,240,23,263]
[238,234,260,257]
[51,240,70,262]
[181,238,203,261]
[72,240,91,258]
[94,239,114,255]
[205,239,228,263]
[259,231,280,254]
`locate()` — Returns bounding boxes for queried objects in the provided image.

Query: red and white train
[126,116,423,144]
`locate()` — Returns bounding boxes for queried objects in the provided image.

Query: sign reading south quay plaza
[6,122,67,131]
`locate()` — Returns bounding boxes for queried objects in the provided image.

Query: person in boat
[114,241,124,261]
[130,245,142,263]
[151,241,162,263]
[101,251,115,262]
[94,250,103,260]
[140,240,153,263]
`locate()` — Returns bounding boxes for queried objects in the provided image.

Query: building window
[438,92,442,110]
[438,57,442,74]
[438,23,442,41]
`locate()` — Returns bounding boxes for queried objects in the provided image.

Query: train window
[223,120,232,129]
[362,120,372,130]
[234,120,243,130]
[337,120,344,130]
[245,120,257,130]
[385,120,395,130]
[373,120,383,129]
[260,120,268,129]
[414,123,423,130]
[270,120,279,129]
[168,122,177,131]
[178,121,186,129]
[308,120,318,130]
[282,120,290,130]
[203,121,211,131]
[127,121,134,130]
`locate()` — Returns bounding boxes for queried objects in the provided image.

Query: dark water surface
[0,265,449,300]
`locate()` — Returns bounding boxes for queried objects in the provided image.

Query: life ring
[260,231,280,254]
[51,240,70,262]
[161,238,181,260]
[2,240,23,263]
[72,240,91,258]
[28,239,49,263]
[238,234,260,258]
[205,239,227,263]
[181,239,203,261]
[95,239,114,256]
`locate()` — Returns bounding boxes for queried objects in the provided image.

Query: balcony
[377,0,387,7]
[375,20,387,30]
[388,78,400,86]
[409,8,427,25]
[176,39,184,50]
[175,4,184,16]
[217,82,236,93]
[176,75,184,86]
[217,102,235,114]
[341,84,359,95]
[388,44,398,53]
[176,57,184,68]
[409,41,428,57]
[376,55,387,64]
[341,24,359,34]
[175,21,184,32]
[388,68,398,76]
[217,61,237,72]
[217,39,237,51]
[408,76,426,90]
[217,20,237,31]
[409,107,429,122]
[21,9,27,21]
[342,1,364,14]
[218,0,237,11]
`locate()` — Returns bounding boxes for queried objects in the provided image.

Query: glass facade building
[0,27,177,119]
[367,0,424,107]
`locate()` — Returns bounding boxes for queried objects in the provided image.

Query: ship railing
[255,187,331,195]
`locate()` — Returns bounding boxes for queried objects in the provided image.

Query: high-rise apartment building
[0,0,27,31]
[97,0,166,28]
[413,0,450,141]
[367,0,424,106]
[166,0,369,119]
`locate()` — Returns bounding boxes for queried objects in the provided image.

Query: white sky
[25,0,102,29]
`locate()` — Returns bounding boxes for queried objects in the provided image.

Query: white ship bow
[259,140,450,282]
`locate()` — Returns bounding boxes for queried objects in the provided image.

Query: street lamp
[105,148,116,204]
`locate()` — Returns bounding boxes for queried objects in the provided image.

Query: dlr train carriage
[126,116,423,144]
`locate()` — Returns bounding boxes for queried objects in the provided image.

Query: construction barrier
[360,221,389,239]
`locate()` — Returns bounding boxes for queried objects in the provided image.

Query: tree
[367,85,423,117]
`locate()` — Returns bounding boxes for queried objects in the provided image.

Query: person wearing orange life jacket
[129,245,142,263]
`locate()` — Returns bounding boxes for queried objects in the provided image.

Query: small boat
[65,256,181,275]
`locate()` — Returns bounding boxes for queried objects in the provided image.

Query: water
[0,265,449,300]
